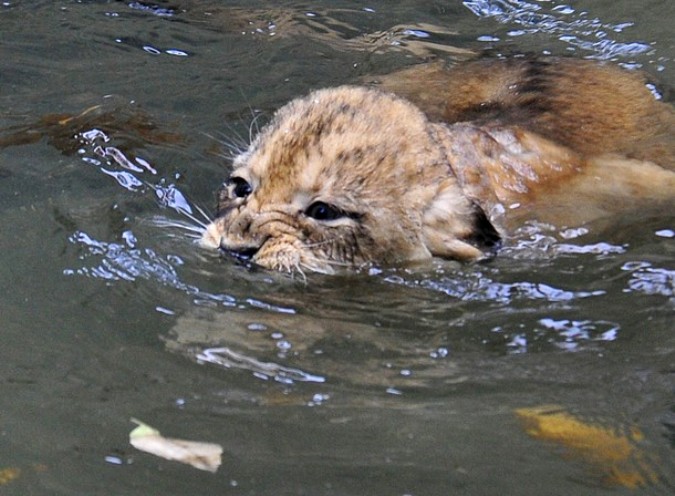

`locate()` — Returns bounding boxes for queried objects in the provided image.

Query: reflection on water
[463,0,652,59]
[197,347,326,384]
[1,0,673,494]
[67,230,189,285]
[623,261,675,297]
[126,1,178,18]
[387,267,605,302]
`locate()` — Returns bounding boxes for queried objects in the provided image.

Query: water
[1,1,673,494]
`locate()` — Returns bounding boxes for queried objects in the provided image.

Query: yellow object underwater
[0,467,21,485]
[515,405,659,489]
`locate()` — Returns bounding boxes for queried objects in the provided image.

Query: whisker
[221,121,250,152]
[146,183,211,230]
[167,231,202,240]
[237,87,259,131]
[180,210,210,229]
[303,240,355,270]
[248,111,265,144]
[204,98,270,163]
[293,265,308,283]
[193,203,214,224]
[147,216,205,234]
[303,238,353,261]
[202,131,246,160]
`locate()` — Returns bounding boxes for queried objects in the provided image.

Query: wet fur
[203,57,675,273]
[376,57,675,166]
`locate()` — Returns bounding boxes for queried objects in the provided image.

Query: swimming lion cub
[202,57,675,274]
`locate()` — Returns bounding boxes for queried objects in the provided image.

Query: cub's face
[202,87,498,274]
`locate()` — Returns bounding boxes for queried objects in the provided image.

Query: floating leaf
[129,419,223,473]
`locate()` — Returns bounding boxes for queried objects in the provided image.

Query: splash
[76,125,212,233]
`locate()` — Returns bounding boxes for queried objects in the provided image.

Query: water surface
[1,1,673,494]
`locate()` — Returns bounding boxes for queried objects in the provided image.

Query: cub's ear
[421,179,501,261]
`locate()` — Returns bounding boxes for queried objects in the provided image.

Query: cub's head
[202,86,500,274]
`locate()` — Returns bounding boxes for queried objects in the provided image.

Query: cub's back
[375,57,675,168]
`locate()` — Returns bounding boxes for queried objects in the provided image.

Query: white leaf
[129,419,223,473]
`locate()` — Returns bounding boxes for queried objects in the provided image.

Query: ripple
[385,270,604,303]
[501,222,626,259]
[463,0,652,59]
[77,126,212,229]
[493,317,621,353]
[197,347,326,384]
[127,1,177,17]
[538,317,620,351]
[66,230,196,287]
[622,262,675,297]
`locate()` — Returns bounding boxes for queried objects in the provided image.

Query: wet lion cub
[202,57,675,274]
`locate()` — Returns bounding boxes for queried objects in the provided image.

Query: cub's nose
[219,243,260,262]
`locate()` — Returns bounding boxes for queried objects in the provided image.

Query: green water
[1,1,673,494]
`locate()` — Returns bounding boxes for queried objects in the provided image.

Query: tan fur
[202,58,675,273]
[376,58,675,166]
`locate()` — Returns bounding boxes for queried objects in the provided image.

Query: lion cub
[202,57,675,274]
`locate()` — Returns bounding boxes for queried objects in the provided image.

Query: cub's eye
[227,177,252,198]
[305,201,344,221]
